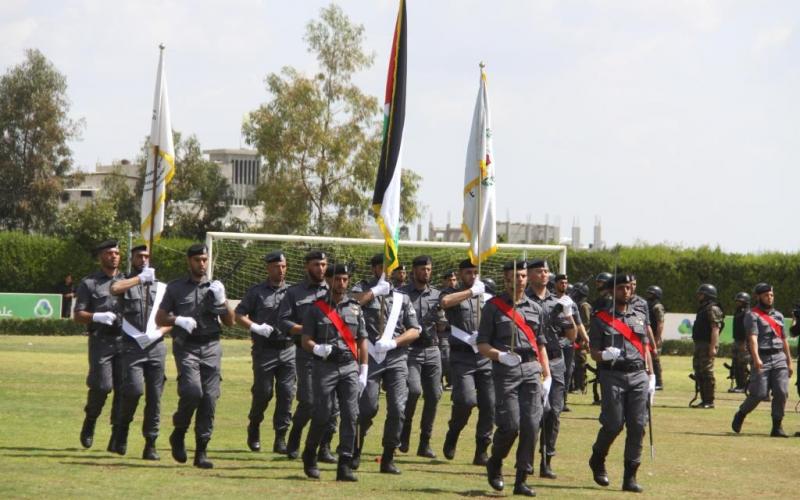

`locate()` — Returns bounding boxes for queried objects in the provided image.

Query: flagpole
[476,62,485,326]
[145,43,165,318]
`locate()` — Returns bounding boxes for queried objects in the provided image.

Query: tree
[0,49,82,232]
[100,162,139,231]
[54,200,130,254]
[243,3,422,237]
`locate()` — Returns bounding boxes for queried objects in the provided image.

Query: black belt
[599,361,645,373]
[759,348,783,356]
[255,337,294,350]
[450,343,476,353]
[181,333,220,344]
[513,349,537,363]
[412,338,438,348]
[316,347,355,364]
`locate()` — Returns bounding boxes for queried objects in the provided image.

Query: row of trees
[0,3,422,249]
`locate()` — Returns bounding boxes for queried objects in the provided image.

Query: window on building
[80,190,93,198]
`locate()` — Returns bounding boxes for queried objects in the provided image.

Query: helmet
[483,278,497,295]
[752,282,772,295]
[696,284,717,299]
[595,272,613,283]
[734,292,751,303]
[571,282,589,299]
[646,285,663,300]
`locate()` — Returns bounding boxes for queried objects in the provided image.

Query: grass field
[1,335,799,499]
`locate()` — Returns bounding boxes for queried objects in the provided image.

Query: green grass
[1,336,798,499]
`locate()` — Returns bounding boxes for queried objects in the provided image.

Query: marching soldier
[588,274,655,493]
[398,255,447,458]
[156,243,235,469]
[570,282,592,394]
[553,273,583,412]
[645,286,665,390]
[300,264,368,481]
[439,270,457,390]
[440,259,494,466]
[351,254,420,474]
[74,240,124,451]
[235,251,293,454]
[732,283,793,437]
[277,251,337,462]
[692,284,723,409]
[526,260,576,480]
[109,244,167,459]
[478,260,551,497]
[729,292,751,393]
[390,264,407,289]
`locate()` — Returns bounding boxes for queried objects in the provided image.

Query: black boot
[142,436,160,460]
[771,418,789,438]
[731,411,745,434]
[336,455,358,482]
[286,426,302,459]
[302,447,320,479]
[317,431,337,464]
[473,441,489,466]
[80,417,96,449]
[106,426,118,453]
[193,438,214,469]
[539,453,556,479]
[273,429,287,454]
[247,422,260,452]
[589,451,609,487]
[513,468,536,497]
[486,455,504,491]
[114,425,129,456]
[443,430,457,460]
[169,428,187,463]
[398,425,410,453]
[416,438,436,459]
[622,460,643,493]
[351,442,362,470]
[380,447,400,474]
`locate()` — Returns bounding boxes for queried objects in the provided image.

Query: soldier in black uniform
[440,259,494,465]
[235,251,293,454]
[390,264,407,289]
[439,270,457,390]
[299,264,368,481]
[156,243,235,469]
[645,285,665,390]
[109,244,167,459]
[729,292,751,393]
[398,255,447,458]
[588,274,655,493]
[478,260,551,497]
[692,284,723,409]
[73,240,124,451]
[278,251,337,462]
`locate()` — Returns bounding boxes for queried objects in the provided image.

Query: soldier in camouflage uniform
[645,286,665,390]
[729,292,751,393]
[692,284,724,409]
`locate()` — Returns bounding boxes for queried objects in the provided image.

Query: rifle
[189,256,246,330]
[688,373,700,407]
[723,361,736,392]
[585,363,602,405]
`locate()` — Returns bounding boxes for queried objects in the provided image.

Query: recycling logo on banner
[34,299,54,318]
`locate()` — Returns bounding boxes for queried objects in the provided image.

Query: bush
[0,317,250,339]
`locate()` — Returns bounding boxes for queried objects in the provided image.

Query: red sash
[752,307,784,340]
[595,311,646,359]
[489,297,539,358]
[314,299,358,361]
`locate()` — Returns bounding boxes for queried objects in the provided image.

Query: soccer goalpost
[205,232,567,299]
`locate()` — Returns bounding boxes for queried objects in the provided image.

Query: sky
[2,0,799,253]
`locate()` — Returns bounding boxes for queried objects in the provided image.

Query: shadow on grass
[60,460,177,469]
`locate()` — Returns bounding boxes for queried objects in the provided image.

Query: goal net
[205,232,567,300]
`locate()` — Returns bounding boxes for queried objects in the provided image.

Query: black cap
[186,243,207,257]
[412,255,432,267]
[503,260,527,272]
[130,244,148,255]
[94,239,119,254]
[458,259,477,270]
[305,250,327,262]
[324,263,350,277]
[526,259,548,269]
[554,273,568,281]
[264,251,285,263]
[393,264,406,272]
[753,282,772,295]
[440,270,456,280]
[370,253,384,266]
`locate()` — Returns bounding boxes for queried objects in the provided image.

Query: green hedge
[0,318,249,338]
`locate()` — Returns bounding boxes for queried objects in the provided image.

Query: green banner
[0,293,62,320]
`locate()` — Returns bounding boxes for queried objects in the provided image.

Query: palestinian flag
[372,0,406,275]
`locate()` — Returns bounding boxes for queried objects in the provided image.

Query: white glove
[313,343,333,359]
[175,316,197,333]
[250,323,273,338]
[209,280,226,305]
[648,373,656,402]
[498,351,522,367]
[470,278,486,297]
[92,311,116,325]
[376,338,397,353]
[601,346,622,362]
[542,376,553,403]
[557,296,574,316]
[370,276,391,298]
[358,364,369,393]
[138,267,155,285]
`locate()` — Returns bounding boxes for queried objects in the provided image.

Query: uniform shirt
[397,283,446,348]
[578,300,593,328]
[732,307,748,343]
[440,286,483,349]
[235,281,290,340]
[745,306,786,352]
[589,305,649,365]
[75,270,121,334]
[526,288,572,355]
[692,301,724,342]
[477,292,547,356]
[647,300,665,330]
[302,294,368,355]
[351,278,419,343]
[277,279,329,345]
[159,276,226,339]
[117,270,158,332]
[629,295,651,325]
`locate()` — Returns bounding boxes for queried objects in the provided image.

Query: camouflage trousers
[693,342,715,404]
[731,341,751,390]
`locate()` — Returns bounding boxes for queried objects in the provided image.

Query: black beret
[264,251,285,263]
[393,264,406,272]
[458,258,477,270]
[554,273,568,281]
[611,273,634,286]
[526,259,548,269]
[370,253,384,266]
[324,263,350,277]
[503,260,527,272]
[186,243,207,257]
[94,239,119,254]
[440,270,456,280]
[304,250,327,262]
[753,282,772,295]
[412,255,432,267]
[130,244,148,255]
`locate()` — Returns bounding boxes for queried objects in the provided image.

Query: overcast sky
[2,1,798,253]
